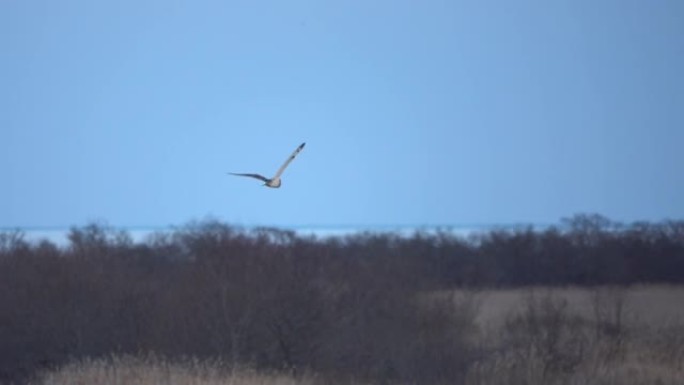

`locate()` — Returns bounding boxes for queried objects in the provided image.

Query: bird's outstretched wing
[228,173,270,183]
[272,142,306,179]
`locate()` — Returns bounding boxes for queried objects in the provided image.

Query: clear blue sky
[2,0,683,228]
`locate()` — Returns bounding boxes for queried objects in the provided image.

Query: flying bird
[229,142,306,188]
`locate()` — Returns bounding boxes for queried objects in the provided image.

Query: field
[33,356,318,385]
[461,285,684,385]
[470,284,684,329]
[3,218,683,384]
[31,285,684,385]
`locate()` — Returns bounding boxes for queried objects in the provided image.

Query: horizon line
[0,222,557,232]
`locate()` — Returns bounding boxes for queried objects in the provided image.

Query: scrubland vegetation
[33,355,320,385]
[1,213,683,384]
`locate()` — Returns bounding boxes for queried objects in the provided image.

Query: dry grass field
[31,285,684,385]
[460,285,684,385]
[32,356,325,385]
[469,284,684,329]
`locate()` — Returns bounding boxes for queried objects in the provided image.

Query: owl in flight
[229,142,306,188]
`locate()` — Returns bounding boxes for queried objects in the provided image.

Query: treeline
[0,213,683,384]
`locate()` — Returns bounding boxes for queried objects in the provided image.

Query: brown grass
[456,284,684,330]
[32,355,325,385]
[33,352,684,385]
[465,353,684,385]
[444,285,684,385]
[32,286,684,385]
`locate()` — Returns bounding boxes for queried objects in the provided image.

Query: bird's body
[229,142,305,188]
